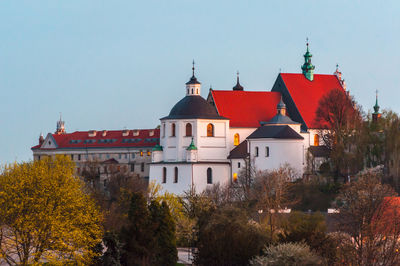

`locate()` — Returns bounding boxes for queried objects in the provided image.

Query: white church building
[149,44,347,195]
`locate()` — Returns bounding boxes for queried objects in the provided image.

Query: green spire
[373,90,380,114]
[186,138,197,150]
[152,144,163,151]
[301,40,315,81]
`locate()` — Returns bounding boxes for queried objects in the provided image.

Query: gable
[272,73,344,129]
[40,133,58,149]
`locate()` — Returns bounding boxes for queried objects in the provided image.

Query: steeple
[301,39,315,81]
[233,71,244,91]
[277,96,286,116]
[186,60,201,96]
[373,90,381,123]
[55,113,65,135]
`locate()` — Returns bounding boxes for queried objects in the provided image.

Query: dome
[161,95,227,120]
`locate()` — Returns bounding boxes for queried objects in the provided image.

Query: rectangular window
[141,163,145,172]
[119,154,122,159]
[125,154,128,159]
[140,150,143,157]
[147,150,151,156]
[131,153,136,159]
[130,163,135,172]
[78,154,81,161]
[265,146,270,157]
[238,162,241,168]
[255,147,259,157]
[70,154,74,160]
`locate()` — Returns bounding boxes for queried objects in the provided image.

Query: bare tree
[335,171,400,266]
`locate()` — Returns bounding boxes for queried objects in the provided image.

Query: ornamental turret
[186,138,198,162]
[186,60,201,96]
[277,96,286,116]
[373,90,381,123]
[232,71,244,91]
[152,144,163,163]
[301,41,315,81]
[55,114,65,135]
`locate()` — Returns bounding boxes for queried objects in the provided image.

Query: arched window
[162,167,167,183]
[234,133,240,146]
[196,89,198,94]
[186,123,192,136]
[207,168,212,184]
[162,123,165,137]
[255,147,259,157]
[171,123,176,137]
[207,123,214,137]
[191,88,194,94]
[187,89,189,94]
[233,173,238,183]
[265,146,270,157]
[314,134,320,146]
[174,167,178,183]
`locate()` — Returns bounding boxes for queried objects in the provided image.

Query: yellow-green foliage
[0,155,103,265]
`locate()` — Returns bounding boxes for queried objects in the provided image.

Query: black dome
[161,95,227,120]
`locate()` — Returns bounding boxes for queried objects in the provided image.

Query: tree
[100,232,122,266]
[335,171,400,265]
[251,166,297,240]
[195,206,269,266]
[278,211,337,265]
[0,156,103,265]
[149,201,177,266]
[250,242,322,266]
[120,192,152,266]
[314,87,363,180]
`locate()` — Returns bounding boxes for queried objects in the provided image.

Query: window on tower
[171,123,176,137]
[207,123,214,137]
[207,168,212,184]
[162,167,167,183]
[174,167,178,183]
[186,123,192,137]
[314,134,320,146]
[234,133,240,146]
[255,147,259,157]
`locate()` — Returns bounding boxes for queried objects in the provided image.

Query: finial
[233,70,244,91]
[192,60,195,77]
[336,64,339,71]
[306,37,309,51]
[236,70,240,82]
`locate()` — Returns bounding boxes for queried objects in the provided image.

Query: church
[149,43,347,195]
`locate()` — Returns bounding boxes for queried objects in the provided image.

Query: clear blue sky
[1,0,399,163]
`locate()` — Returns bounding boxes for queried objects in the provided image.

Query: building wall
[33,147,152,178]
[227,127,256,152]
[149,162,230,195]
[160,118,230,162]
[248,138,305,178]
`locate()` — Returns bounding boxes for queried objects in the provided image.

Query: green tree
[120,192,152,266]
[195,206,269,266]
[0,156,103,265]
[149,201,177,266]
[101,232,122,266]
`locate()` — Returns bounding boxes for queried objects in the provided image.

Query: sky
[0,0,399,163]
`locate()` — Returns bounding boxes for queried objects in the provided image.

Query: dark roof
[161,95,228,120]
[261,113,300,125]
[228,140,249,159]
[186,75,201,85]
[247,125,304,140]
[309,145,330,157]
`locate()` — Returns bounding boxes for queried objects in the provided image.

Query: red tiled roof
[211,90,281,127]
[280,73,344,129]
[31,129,160,150]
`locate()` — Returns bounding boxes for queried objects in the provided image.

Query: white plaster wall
[231,158,246,182]
[248,139,305,177]
[227,127,256,151]
[149,163,230,195]
[149,164,193,195]
[192,164,231,192]
[196,119,230,161]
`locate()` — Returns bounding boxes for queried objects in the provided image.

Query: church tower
[186,61,201,96]
[55,114,66,135]
[301,41,315,81]
[372,90,381,123]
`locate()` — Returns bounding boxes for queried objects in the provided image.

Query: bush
[195,206,269,266]
[250,242,322,266]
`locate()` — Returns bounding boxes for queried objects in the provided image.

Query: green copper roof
[187,138,197,150]
[373,91,380,114]
[152,144,163,151]
[301,42,315,81]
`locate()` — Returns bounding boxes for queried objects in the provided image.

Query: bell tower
[55,114,66,135]
[301,39,315,81]
[186,60,201,96]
